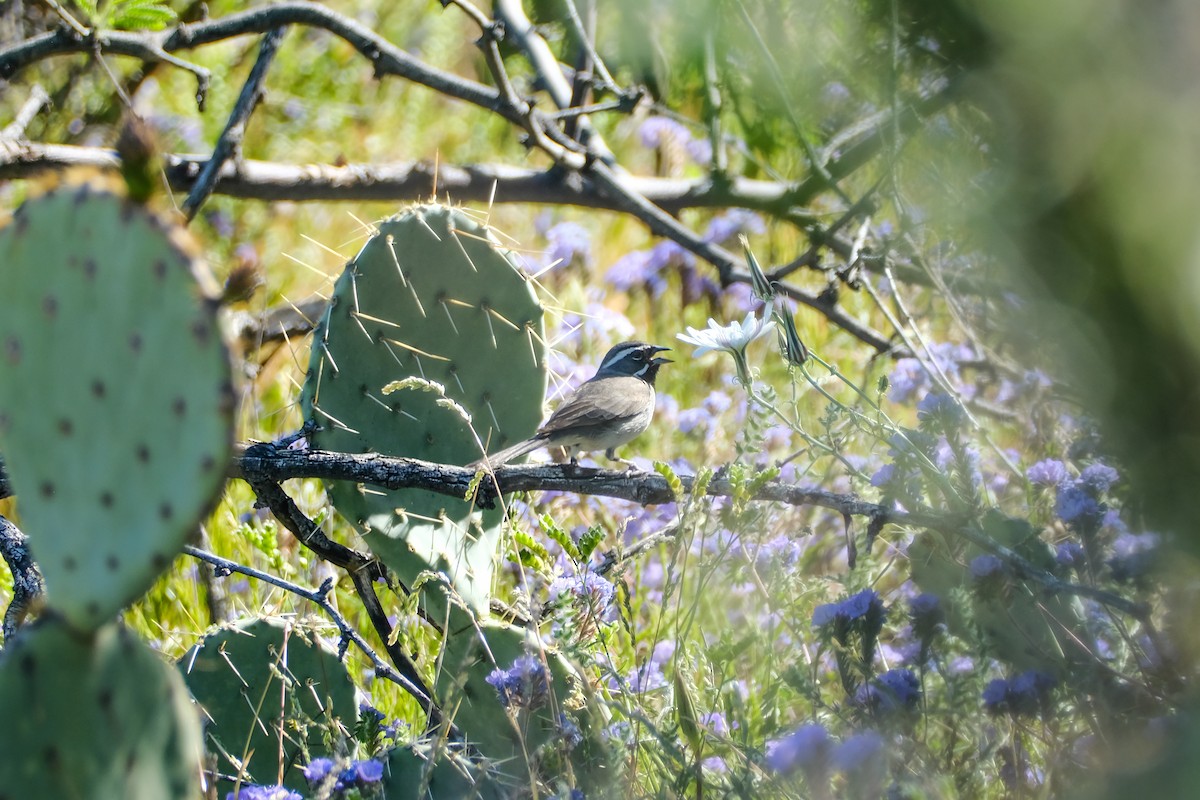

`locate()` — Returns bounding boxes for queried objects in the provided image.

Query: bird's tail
[468,436,542,469]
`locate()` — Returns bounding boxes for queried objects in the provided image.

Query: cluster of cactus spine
[0,180,234,798]
[179,617,358,792]
[301,204,590,775]
[301,204,547,621]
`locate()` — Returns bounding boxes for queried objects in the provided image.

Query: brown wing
[538,377,650,435]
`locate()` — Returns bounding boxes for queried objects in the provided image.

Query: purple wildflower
[1027,459,1069,487]
[702,209,765,245]
[543,221,592,270]
[486,654,550,710]
[1055,482,1102,524]
[908,593,943,642]
[302,757,335,784]
[831,730,886,773]
[1055,541,1086,569]
[639,116,692,148]
[765,723,831,776]
[969,554,1005,581]
[549,570,618,624]
[225,787,302,800]
[1079,463,1120,494]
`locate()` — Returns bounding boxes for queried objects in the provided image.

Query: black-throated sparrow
[474,341,671,468]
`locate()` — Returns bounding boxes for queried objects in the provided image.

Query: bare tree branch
[0,515,43,642]
[230,446,1149,620]
[182,26,286,221]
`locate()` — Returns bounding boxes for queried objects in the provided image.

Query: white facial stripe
[632,362,651,378]
[598,343,642,372]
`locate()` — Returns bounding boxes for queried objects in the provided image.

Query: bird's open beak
[651,346,672,365]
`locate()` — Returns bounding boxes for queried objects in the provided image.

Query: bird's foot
[605,449,639,472]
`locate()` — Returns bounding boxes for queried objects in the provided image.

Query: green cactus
[909,510,1089,676]
[179,616,359,791]
[379,742,506,799]
[0,181,233,633]
[439,620,579,766]
[0,618,202,799]
[299,204,546,619]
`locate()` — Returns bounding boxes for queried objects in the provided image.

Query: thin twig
[0,83,49,140]
[183,26,286,221]
[181,544,444,725]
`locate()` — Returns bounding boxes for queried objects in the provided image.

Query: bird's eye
[632,351,645,361]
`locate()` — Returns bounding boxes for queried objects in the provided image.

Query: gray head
[594,341,672,384]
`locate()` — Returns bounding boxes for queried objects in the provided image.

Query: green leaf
[654,460,683,498]
[674,667,702,753]
[109,0,177,30]
[513,529,551,566]
[540,514,580,561]
[577,525,604,560]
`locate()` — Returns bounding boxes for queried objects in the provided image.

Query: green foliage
[0,618,202,799]
[909,510,1089,677]
[179,617,358,791]
[73,0,177,30]
[0,183,232,633]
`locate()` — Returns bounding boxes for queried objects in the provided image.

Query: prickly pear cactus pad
[300,205,546,615]
[0,618,203,799]
[0,182,234,632]
[179,616,358,791]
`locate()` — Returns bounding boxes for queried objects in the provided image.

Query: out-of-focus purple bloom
[812,589,886,631]
[639,115,692,149]
[969,554,1005,581]
[982,670,1057,716]
[303,757,335,784]
[677,406,711,433]
[549,570,618,624]
[359,702,385,724]
[1101,508,1129,535]
[703,209,765,245]
[1027,459,1069,487]
[887,358,927,404]
[354,759,385,783]
[765,723,831,776]
[486,654,550,709]
[909,594,944,642]
[1107,532,1160,582]
[1055,483,1102,524]
[701,711,736,737]
[982,678,1010,713]
[703,390,733,415]
[700,755,728,773]
[917,392,966,428]
[651,640,676,663]
[225,787,302,800]
[822,81,852,104]
[751,535,803,570]
[856,669,922,714]
[1055,541,1086,569]
[605,250,661,292]
[543,221,592,270]
[622,661,669,693]
[686,137,713,165]
[558,712,584,750]
[831,730,886,773]
[1079,463,1120,494]
[870,464,896,488]
[648,239,694,271]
